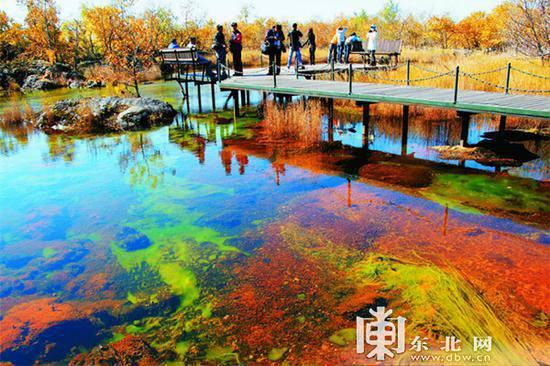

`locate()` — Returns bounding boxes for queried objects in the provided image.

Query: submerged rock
[359,162,434,187]
[115,227,152,251]
[36,97,177,134]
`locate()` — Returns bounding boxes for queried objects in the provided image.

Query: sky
[2,0,505,24]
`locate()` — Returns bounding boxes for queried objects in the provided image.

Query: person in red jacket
[230,22,243,76]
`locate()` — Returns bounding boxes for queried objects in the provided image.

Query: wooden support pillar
[458,111,471,145]
[302,96,307,109]
[210,82,216,112]
[499,115,506,131]
[362,103,370,149]
[184,81,190,114]
[327,98,334,142]
[262,92,267,103]
[233,90,240,121]
[246,90,251,106]
[197,83,202,113]
[240,90,246,106]
[401,105,409,156]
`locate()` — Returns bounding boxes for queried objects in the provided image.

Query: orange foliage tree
[20,0,65,63]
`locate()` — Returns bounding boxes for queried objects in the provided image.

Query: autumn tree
[505,0,549,63]
[426,16,455,49]
[0,11,26,61]
[20,0,65,63]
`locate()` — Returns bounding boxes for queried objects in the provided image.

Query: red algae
[69,335,159,366]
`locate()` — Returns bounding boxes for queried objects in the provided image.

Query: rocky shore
[0,60,103,92]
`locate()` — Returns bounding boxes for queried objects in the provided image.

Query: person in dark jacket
[286,23,303,69]
[213,24,227,77]
[229,22,243,76]
[303,28,316,65]
[265,25,284,75]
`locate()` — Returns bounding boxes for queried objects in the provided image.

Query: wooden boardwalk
[242,63,392,76]
[221,75,550,119]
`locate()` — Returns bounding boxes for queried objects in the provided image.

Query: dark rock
[36,97,177,134]
[115,227,152,251]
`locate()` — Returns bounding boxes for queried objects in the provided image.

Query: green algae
[424,173,548,215]
[205,346,240,363]
[175,340,191,358]
[351,255,538,365]
[268,347,289,361]
[107,333,125,344]
[328,328,356,346]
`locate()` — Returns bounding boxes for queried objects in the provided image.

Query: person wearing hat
[213,24,227,77]
[229,22,243,76]
[366,24,378,65]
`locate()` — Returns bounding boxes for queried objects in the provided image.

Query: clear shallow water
[0,84,549,365]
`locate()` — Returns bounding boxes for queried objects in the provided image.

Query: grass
[262,100,323,147]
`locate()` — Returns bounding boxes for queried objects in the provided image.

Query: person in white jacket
[366,24,378,65]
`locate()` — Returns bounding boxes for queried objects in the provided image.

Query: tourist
[337,26,348,63]
[287,23,303,69]
[265,25,284,75]
[229,22,243,76]
[344,32,361,63]
[366,24,378,65]
[186,37,215,80]
[213,24,227,77]
[303,28,316,65]
[168,39,179,49]
[327,29,338,63]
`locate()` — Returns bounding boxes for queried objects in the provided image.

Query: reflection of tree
[118,133,165,188]
[235,153,249,175]
[43,135,76,163]
[169,121,207,165]
[220,149,232,175]
[0,126,30,156]
[272,162,285,186]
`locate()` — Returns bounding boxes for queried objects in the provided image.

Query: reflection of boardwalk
[221,76,550,119]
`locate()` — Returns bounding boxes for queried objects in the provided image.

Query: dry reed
[262,100,323,147]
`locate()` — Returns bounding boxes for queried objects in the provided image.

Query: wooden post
[327,98,334,142]
[273,67,277,88]
[210,82,216,112]
[453,65,460,104]
[362,103,370,149]
[401,105,409,156]
[505,62,511,94]
[406,60,411,86]
[240,90,246,106]
[331,59,335,81]
[197,84,202,113]
[498,63,512,131]
[184,81,190,114]
[458,112,470,145]
[348,63,353,94]
[246,91,251,106]
[499,115,507,131]
[262,92,267,103]
[233,91,240,121]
